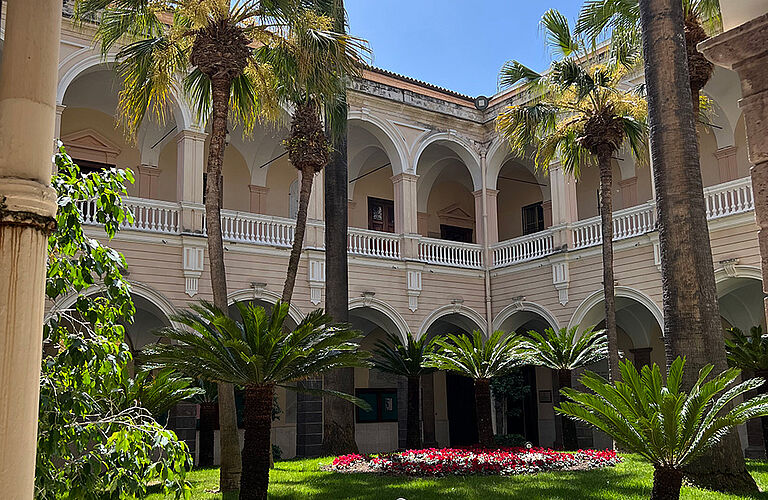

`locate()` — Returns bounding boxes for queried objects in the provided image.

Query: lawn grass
[148,455,768,499]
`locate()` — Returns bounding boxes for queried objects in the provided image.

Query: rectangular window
[355,388,398,423]
[521,202,544,235]
[368,197,395,233]
[440,224,473,243]
[73,158,115,176]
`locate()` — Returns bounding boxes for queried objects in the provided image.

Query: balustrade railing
[572,202,657,250]
[491,229,555,268]
[80,197,180,234]
[348,228,401,259]
[82,177,755,269]
[418,237,483,269]
[704,177,754,220]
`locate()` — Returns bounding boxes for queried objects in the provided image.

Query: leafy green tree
[558,357,768,500]
[38,146,191,499]
[372,332,438,449]
[143,301,369,500]
[496,10,647,381]
[425,331,527,448]
[74,1,366,492]
[725,325,768,454]
[520,326,608,450]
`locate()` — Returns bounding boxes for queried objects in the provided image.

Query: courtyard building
[11,1,767,462]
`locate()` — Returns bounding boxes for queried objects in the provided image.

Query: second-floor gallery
[32,10,768,462]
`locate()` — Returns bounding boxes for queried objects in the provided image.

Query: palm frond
[541,9,580,58]
[425,330,527,380]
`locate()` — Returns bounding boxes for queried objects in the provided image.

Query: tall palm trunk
[207,75,242,498]
[281,166,314,304]
[322,103,358,455]
[651,467,684,500]
[684,14,713,121]
[597,151,619,382]
[558,369,578,451]
[241,384,274,500]
[638,0,757,493]
[474,378,494,448]
[406,375,421,449]
[198,401,218,467]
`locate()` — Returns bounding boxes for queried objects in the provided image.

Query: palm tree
[496,9,647,382]
[577,0,721,116]
[75,1,365,493]
[725,325,768,455]
[253,9,368,305]
[125,368,204,421]
[558,357,768,500]
[520,326,608,450]
[372,332,438,449]
[425,330,527,448]
[636,0,756,491]
[143,300,369,500]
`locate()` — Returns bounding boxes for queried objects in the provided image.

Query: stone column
[473,188,499,245]
[137,164,160,199]
[248,184,269,214]
[55,104,66,139]
[176,129,206,232]
[392,172,419,234]
[542,200,553,228]
[701,13,768,326]
[714,146,739,183]
[548,160,578,248]
[0,1,61,496]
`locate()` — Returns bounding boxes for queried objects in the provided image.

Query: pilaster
[618,177,638,208]
[248,184,270,214]
[176,129,207,232]
[714,146,739,183]
[392,172,419,234]
[405,263,424,312]
[137,163,160,199]
[473,188,499,245]
[307,251,325,306]
[181,236,206,297]
[548,160,578,249]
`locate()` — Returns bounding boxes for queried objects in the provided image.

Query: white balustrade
[704,177,754,220]
[347,228,401,259]
[491,230,555,268]
[80,197,180,234]
[219,210,296,248]
[418,237,483,269]
[572,202,657,249]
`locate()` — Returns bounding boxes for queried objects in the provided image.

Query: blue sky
[346,0,584,97]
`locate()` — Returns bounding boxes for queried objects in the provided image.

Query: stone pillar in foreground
[701,13,768,326]
[0,1,61,496]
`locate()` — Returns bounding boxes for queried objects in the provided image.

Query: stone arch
[493,301,560,333]
[348,297,410,343]
[348,110,408,176]
[413,132,482,190]
[227,288,304,327]
[568,286,663,350]
[57,50,193,131]
[417,303,487,340]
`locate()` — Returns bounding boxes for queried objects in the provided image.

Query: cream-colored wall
[636,163,654,205]
[263,156,295,217]
[496,165,544,240]
[219,146,251,212]
[60,107,141,197]
[575,161,622,219]
[156,141,178,202]
[699,126,721,187]
[349,167,395,230]
[425,180,476,240]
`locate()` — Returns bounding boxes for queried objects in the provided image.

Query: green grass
[148,456,768,499]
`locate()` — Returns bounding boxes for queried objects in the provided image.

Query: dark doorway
[505,366,539,445]
[440,224,473,243]
[446,373,477,446]
[368,197,395,233]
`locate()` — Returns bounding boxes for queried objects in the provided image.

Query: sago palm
[425,330,527,448]
[576,0,721,115]
[143,300,369,500]
[124,368,204,422]
[725,325,768,455]
[372,332,438,449]
[520,326,608,450]
[496,9,647,382]
[558,357,768,500]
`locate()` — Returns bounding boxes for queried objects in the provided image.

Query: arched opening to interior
[495,159,550,241]
[348,121,397,232]
[417,143,478,243]
[423,311,484,447]
[718,276,765,333]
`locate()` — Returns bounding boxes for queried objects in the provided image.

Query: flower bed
[329,447,621,477]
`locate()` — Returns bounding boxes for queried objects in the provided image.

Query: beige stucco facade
[9,6,768,461]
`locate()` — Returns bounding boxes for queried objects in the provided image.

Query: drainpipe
[480,146,493,337]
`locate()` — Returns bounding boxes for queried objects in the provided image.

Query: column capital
[391,172,419,184]
[176,129,208,143]
[700,14,768,73]
[714,145,738,160]
[138,163,160,176]
[472,188,499,198]
[248,184,270,195]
